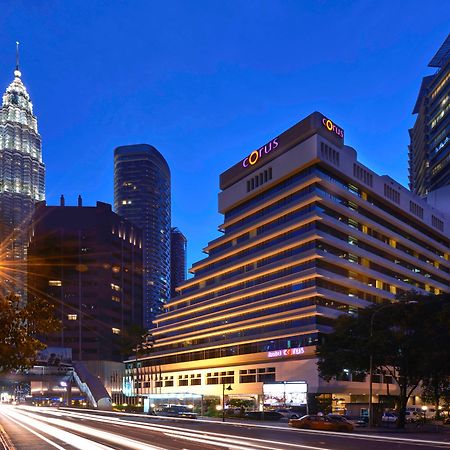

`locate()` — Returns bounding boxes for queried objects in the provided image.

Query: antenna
[16,41,19,71]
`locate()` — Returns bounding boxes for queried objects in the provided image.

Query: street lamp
[368,300,417,428]
[222,384,233,422]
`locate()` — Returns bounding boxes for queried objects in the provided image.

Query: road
[0,406,449,450]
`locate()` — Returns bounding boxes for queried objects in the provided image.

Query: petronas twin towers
[0,51,45,297]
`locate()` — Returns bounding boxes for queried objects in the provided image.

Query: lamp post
[133,332,154,406]
[222,384,232,422]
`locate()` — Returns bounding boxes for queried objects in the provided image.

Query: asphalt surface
[0,406,449,450]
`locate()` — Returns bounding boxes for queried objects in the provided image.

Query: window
[67,314,77,321]
[49,280,62,287]
[112,296,120,303]
[112,328,121,335]
[111,283,121,292]
[247,167,273,192]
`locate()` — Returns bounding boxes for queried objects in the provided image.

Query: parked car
[275,408,301,420]
[289,415,353,432]
[244,411,283,421]
[381,412,398,423]
[156,405,197,419]
[405,411,421,423]
[339,415,368,427]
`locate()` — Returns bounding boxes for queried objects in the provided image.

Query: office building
[409,34,450,197]
[114,144,171,329]
[0,54,45,297]
[170,227,187,298]
[28,199,143,362]
[126,112,449,412]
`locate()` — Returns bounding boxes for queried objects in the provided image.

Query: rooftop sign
[321,116,344,139]
[242,138,279,168]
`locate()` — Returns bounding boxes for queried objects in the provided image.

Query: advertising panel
[263,382,307,406]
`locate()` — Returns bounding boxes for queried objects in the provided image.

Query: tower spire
[14,41,21,78]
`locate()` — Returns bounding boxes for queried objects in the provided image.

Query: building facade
[170,227,187,298]
[28,199,143,362]
[409,34,450,197]
[0,62,45,297]
[127,112,449,412]
[114,144,171,329]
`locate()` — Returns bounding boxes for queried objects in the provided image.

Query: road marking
[0,423,16,450]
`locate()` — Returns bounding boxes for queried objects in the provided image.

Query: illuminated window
[112,296,120,303]
[111,283,121,292]
[49,280,62,287]
[112,328,121,335]
[112,266,120,273]
[67,314,77,321]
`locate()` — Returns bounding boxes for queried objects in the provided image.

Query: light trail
[54,406,450,449]
[6,406,450,450]
[24,407,336,450]
[0,405,113,449]
[1,406,165,450]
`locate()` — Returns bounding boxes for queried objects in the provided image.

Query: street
[0,406,449,450]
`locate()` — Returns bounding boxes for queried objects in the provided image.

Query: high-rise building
[409,34,450,197]
[127,112,449,411]
[170,227,187,298]
[0,52,45,297]
[114,144,171,329]
[28,199,143,362]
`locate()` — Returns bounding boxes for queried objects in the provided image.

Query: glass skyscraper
[409,34,450,196]
[114,144,171,329]
[0,59,45,297]
[170,227,187,298]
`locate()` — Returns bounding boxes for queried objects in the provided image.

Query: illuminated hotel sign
[322,116,344,139]
[242,137,279,168]
[267,347,305,358]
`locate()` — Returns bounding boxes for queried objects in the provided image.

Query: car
[289,415,353,432]
[405,411,421,423]
[275,408,301,420]
[244,411,284,421]
[155,405,197,419]
[381,412,398,423]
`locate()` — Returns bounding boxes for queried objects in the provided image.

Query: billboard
[263,382,307,406]
[35,347,72,366]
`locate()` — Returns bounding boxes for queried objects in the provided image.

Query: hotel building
[127,112,449,411]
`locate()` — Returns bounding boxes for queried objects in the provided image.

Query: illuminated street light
[222,384,232,422]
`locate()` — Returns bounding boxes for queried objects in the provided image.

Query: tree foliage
[0,293,60,373]
[316,292,450,428]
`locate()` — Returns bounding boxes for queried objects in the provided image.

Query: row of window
[246,168,273,192]
[135,334,319,367]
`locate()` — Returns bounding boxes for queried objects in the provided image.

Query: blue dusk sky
[0,1,449,271]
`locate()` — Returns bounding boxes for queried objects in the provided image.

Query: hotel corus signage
[242,138,279,168]
[267,347,305,358]
[321,116,344,139]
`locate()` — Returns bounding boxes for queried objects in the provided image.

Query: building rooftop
[429,34,450,68]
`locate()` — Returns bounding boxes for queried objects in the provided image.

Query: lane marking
[0,423,17,450]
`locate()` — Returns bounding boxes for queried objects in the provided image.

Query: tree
[316,293,450,428]
[0,293,60,373]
